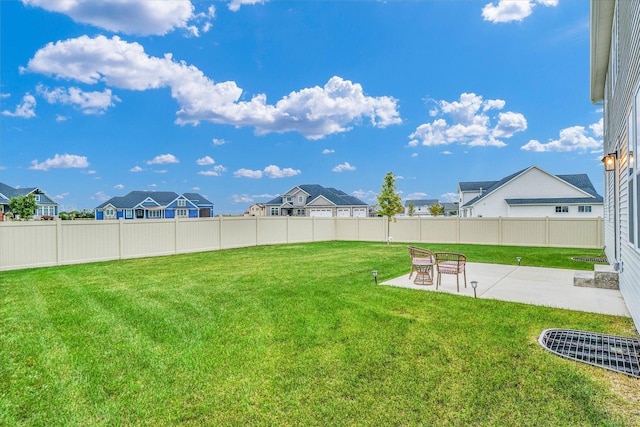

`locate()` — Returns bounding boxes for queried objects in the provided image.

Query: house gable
[307,195,336,207]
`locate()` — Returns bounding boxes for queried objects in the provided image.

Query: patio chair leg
[463,270,467,288]
[456,274,459,292]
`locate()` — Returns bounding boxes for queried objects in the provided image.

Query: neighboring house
[246,203,266,216]
[592,1,640,329]
[264,185,368,217]
[0,182,59,219]
[404,199,458,216]
[95,191,214,220]
[458,166,604,218]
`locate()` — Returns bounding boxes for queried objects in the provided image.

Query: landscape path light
[372,270,378,285]
[517,257,521,266]
[471,281,478,298]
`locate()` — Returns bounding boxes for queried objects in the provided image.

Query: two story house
[404,199,459,216]
[458,166,603,218]
[264,185,368,217]
[95,191,214,220]
[0,182,59,219]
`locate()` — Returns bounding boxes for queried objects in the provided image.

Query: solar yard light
[471,281,478,298]
[372,270,378,285]
[517,256,521,266]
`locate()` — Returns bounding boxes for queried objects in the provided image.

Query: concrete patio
[381,262,630,317]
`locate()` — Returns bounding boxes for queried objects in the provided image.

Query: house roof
[460,167,603,208]
[96,191,211,209]
[590,0,615,103]
[266,184,367,206]
[0,182,37,200]
[506,197,604,206]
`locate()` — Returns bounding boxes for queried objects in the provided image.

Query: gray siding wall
[602,1,640,329]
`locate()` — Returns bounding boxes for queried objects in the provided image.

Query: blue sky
[1,0,603,214]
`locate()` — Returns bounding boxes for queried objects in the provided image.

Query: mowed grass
[1,241,637,426]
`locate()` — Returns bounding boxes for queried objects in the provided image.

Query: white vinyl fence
[0,216,603,271]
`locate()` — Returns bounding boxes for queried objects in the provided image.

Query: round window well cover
[538,328,640,378]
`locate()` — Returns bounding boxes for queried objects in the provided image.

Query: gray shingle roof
[404,199,438,207]
[266,184,367,206]
[96,191,212,209]
[506,197,604,205]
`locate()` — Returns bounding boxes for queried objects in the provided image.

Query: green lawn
[1,241,637,426]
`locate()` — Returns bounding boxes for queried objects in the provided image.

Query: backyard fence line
[0,216,604,271]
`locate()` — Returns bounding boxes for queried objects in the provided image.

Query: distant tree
[407,201,415,217]
[429,203,445,217]
[8,194,38,220]
[377,172,404,242]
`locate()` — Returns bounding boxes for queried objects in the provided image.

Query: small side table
[413,261,434,285]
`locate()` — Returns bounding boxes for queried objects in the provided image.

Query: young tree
[407,201,415,217]
[8,194,38,220]
[377,172,404,242]
[429,203,445,217]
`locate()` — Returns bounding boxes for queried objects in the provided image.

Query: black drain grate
[538,329,640,378]
[571,256,608,263]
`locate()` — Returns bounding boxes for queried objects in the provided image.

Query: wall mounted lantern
[602,153,616,172]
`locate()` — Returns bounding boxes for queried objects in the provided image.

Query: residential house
[591,0,640,328]
[264,185,368,217]
[404,199,458,216]
[0,182,59,219]
[458,166,603,218]
[95,191,214,220]
[245,203,266,216]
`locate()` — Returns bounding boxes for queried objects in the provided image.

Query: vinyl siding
[602,1,640,328]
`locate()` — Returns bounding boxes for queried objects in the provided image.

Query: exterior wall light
[602,153,616,172]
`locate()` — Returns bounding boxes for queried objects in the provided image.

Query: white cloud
[192,186,200,191]
[22,0,202,36]
[55,114,69,122]
[351,190,377,203]
[253,193,276,199]
[521,123,602,152]
[54,192,70,200]
[482,0,558,24]
[2,93,36,118]
[440,192,459,203]
[114,184,124,189]
[234,168,262,179]
[441,150,453,155]
[92,191,111,202]
[24,36,401,140]
[130,165,144,172]
[590,117,603,138]
[411,153,418,157]
[37,85,120,114]
[228,0,265,12]
[232,194,254,203]
[212,138,226,146]
[29,153,89,171]
[409,92,526,148]
[322,149,335,154]
[198,165,227,176]
[154,169,168,174]
[196,156,215,165]
[264,165,301,178]
[147,154,179,165]
[406,192,428,199]
[332,162,356,172]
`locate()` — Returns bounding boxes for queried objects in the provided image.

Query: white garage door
[309,208,332,217]
[353,208,367,218]
[337,208,350,217]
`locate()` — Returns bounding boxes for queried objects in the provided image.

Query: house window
[177,199,186,207]
[148,210,162,219]
[270,207,279,216]
[296,209,305,216]
[298,196,304,203]
[125,209,133,219]
[105,208,115,217]
[578,206,592,213]
[555,206,569,213]
[176,209,188,217]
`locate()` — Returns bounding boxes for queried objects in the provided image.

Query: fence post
[119,218,125,260]
[499,217,503,246]
[545,217,550,247]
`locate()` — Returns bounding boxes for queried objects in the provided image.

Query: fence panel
[0,216,605,271]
